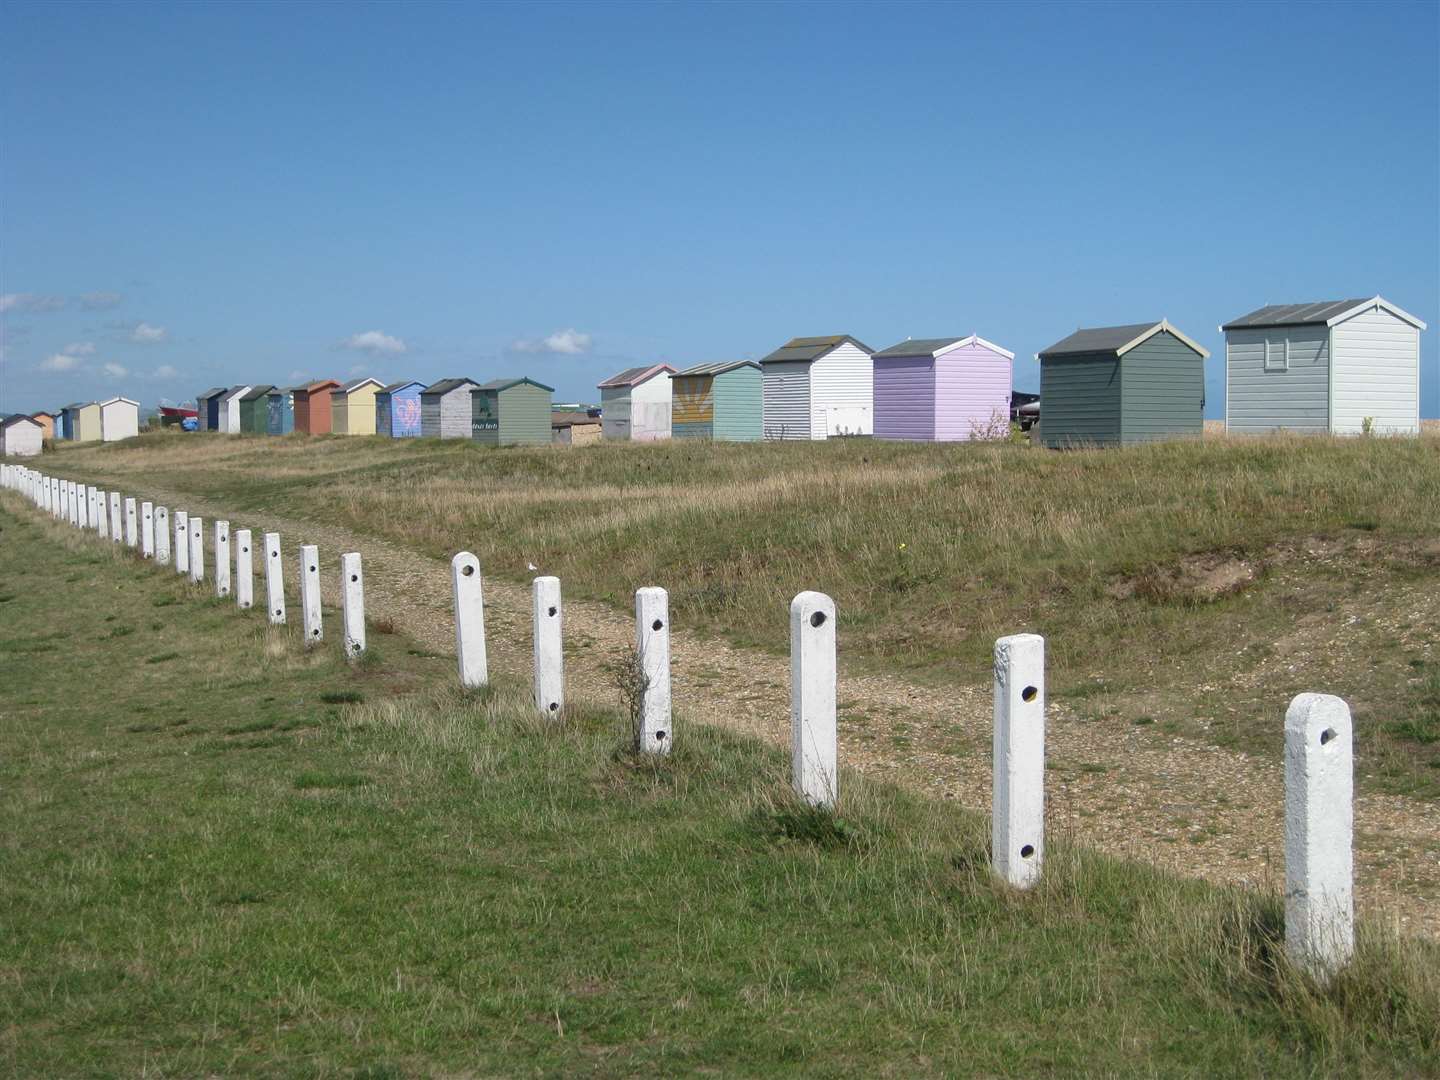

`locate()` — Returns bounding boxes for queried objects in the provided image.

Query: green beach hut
[238,385,275,434]
[670,361,763,440]
[471,378,554,447]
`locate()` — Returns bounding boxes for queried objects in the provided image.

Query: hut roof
[670,360,759,377]
[62,402,90,411]
[476,377,556,393]
[874,335,1015,361]
[239,385,275,401]
[31,410,56,419]
[196,387,226,401]
[551,410,600,429]
[379,380,425,395]
[760,334,873,365]
[421,377,479,396]
[598,363,675,389]
[337,376,384,396]
[300,379,341,394]
[1038,321,1209,360]
[97,396,139,407]
[1,414,42,430]
[1221,296,1425,331]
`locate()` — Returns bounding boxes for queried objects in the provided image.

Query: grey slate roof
[379,380,425,395]
[873,337,966,359]
[196,387,226,401]
[337,377,383,395]
[239,385,275,401]
[476,377,556,393]
[760,334,873,364]
[421,378,479,396]
[1221,299,1370,330]
[1039,323,1161,358]
[670,360,759,377]
[598,363,675,389]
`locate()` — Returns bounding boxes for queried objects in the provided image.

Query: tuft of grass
[293,770,369,790]
[145,651,181,664]
[320,689,365,704]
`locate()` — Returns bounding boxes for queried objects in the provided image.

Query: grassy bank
[42,430,1440,798]
[3,493,1439,1075]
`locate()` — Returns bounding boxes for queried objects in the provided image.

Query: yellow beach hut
[331,377,384,436]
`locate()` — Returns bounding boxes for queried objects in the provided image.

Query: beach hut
[238,386,275,434]
[0,415,43,457]
[671,361,763,441]
[31,412,55,441]
[598,364,675,441]
[196,387,225,432]
[872,336,1015,441]
[551,410,603,446]
[266,386,295,434]
[1221,296,1426,435]
[293,380,341,435]
[1036,320,1208,448]
[376,380,424,438]
[471,378,554,447]
[98,397,140,442]
[75,401,103,442]
[759,334,874,439]
[214,386,250,433]
[331,377,384,436]
[419,378,480,439]
[58,403,87,440]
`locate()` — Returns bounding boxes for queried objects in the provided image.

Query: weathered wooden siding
[1225,326,1329,434]
[810,341,873,437]
[671,374,714,439]
[499,382,552,446]
[378,388,422,437]
[600,385,632,439]
[935,343,1012,441]
[873,355,936,441]
[75,405,103,442]
[1,419,43,457]
[267,392,294,435]
[204,398,221,431]
[630,375,672,441]
[1120,332,1204,444]
[1039,354,1121,447]
[712,365,763,441]
[421,388,473,439]
[762,360,811,439]
[1331,307,1420,434]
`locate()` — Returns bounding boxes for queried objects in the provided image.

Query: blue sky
[2,0,1436,416]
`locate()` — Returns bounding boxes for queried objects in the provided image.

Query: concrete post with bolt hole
[300,544,322,646]
[214,521,231,598]
[451,552,487,689]
[533,576,563,716]
[992,633,1045,889]
[188,516,204,583]
[264,532,285,624]
[174,511,189,575]
[341,552,365,659]
[235,529,254,610]
[141,502,155,559]
[635,587,672,754]
[1285,693,1354,984]
[790,591,837,808]
[155,507,171,566]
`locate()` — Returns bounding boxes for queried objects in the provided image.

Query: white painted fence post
[341,552,365,659]
[140,501,155,559]
[214,521,231,597]
[188,516,204,583]
[96,490,109,539]
[635,586,672,754]
[300,544,322,646]
[108,493,122,544]
[69,482,79,526]
[1285,693,1354,983]
[451,552,487,688]
[992,633,1046,889]
[51,479,61,517]
[124,498,138,548]
[77,485,89,529]
[264,532,285,624]
[155,507,171,565]
[790,591,837,807]
[174,511,189,575]
[235,529,254,609]
[532,576,563,716]
[88,487,100,532]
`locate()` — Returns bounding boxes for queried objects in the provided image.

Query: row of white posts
[0,461,1357,984]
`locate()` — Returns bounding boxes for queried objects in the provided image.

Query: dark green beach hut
[1036,320,1208,448]
[471,377,554,447]
[238,385,275,434]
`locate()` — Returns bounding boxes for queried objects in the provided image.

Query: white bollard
[214,520,231,597]
[77,485,89,529]
[108,493,122,544]
[188,516,204,583]
[235,529,254,609]
[124,498,138,547]
[155,507,171,565]
[88,487,101,532]
[69,482,79,526]
[96,490,109,539]
[790,591,837,807]
[1285,693,1354,983]
[634,586,673,754]
[532,576,563,716]
[992,633,1046,889]
[174,511,189,575]
[300,544,322,646]
[264,532,285,624]
[341,552,365,658]
[451,552,487,688]
[140,502,155,559]
[52,478,61,517]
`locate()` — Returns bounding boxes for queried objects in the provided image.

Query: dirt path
[32,476,1440,938]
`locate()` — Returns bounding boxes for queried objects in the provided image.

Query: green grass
[3,492,1439,1075]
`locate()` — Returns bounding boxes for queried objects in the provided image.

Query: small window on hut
[1264,337,1289,371]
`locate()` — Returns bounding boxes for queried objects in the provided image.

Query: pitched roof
[62,402,90,411]
[31,410,56,419]
[239,385,275,401]
[875,334,1016,361]
[299,379,341,394]
[476,376,556,393]
[1,414,42,429]
[196,387,226,401]
[218,384,252,401]
[1038,320,1209,360]
[597,363,676,389]
[421,377,479,396]
[671,360,760,377]
[551,410,601,428]
[761,334,874,364]
[335,376,384,395]
[97,397,139,407]
[379,380,425,395]
[1221,295,1426,331]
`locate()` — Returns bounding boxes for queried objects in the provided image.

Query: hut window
[1264,337,1289,371]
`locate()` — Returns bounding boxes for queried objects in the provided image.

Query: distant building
[760,334,874,439]
[332,377,385,436]
[196,387,226,432]
[420,378,480,439]
[293,380,341,434]
[0,415,43,457]
[871,336,1014,442]
[376,381,425,438]
[551,410,603,446]
[98,397,141,442]
[471,378,554,447]
[216,386,252,434]
[598,364,675,441]
[238,386,275,434]
[670,361,763,441]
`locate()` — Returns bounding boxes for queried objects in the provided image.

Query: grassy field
[4,493,1440,1075]
[43,429,1440,799]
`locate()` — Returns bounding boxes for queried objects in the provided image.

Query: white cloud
[339,329,407,355]
[40,353,83,372]
[151,364,179,379]
[288,369,310,382]
[2,293,66,313]
[512,328,592,355]
[130,322,168,344]
[347,363,371,376]
[103,361,128,377]
[62,341,96,357]
[79,291,124,310]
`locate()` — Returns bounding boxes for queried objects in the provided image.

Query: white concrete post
[341,552,365,659]
[124,498,138,548]
[300,544,322,646]
[1284,693,1354,983]
[188,516,204,583]
[96,490,110,539]
[108,493,122,544]
[790,591,837,808]
[992,633,1046,889]
[235,529,254,609]
[77,485,89,529]
[155,507,171,565]
[635,586,672,754]
[264,532,285,624]
[68,482,79,526]
[451,552,487,688]
[214,521,231,597]
[174,511,189,575]
[532,576,563,716]
[51,478,61,517]
[88,486,100,532]
[140,502,155,559]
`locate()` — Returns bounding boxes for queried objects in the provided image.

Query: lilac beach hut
[871,335,1015,441]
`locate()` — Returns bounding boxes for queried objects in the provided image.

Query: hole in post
[548,702,559,712]
[311,628,320,637]
[309,566,316,573]
[1320,728,1337,746]
[1020,844,1035,859]
[350,574,358,583]
[274,609,282,616]
[656,730,667,741]
[652,618,663,631]
[809,611,827,628]
[1021,686,1038,703]
[461,564,474,577]
[548,606,557,617]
